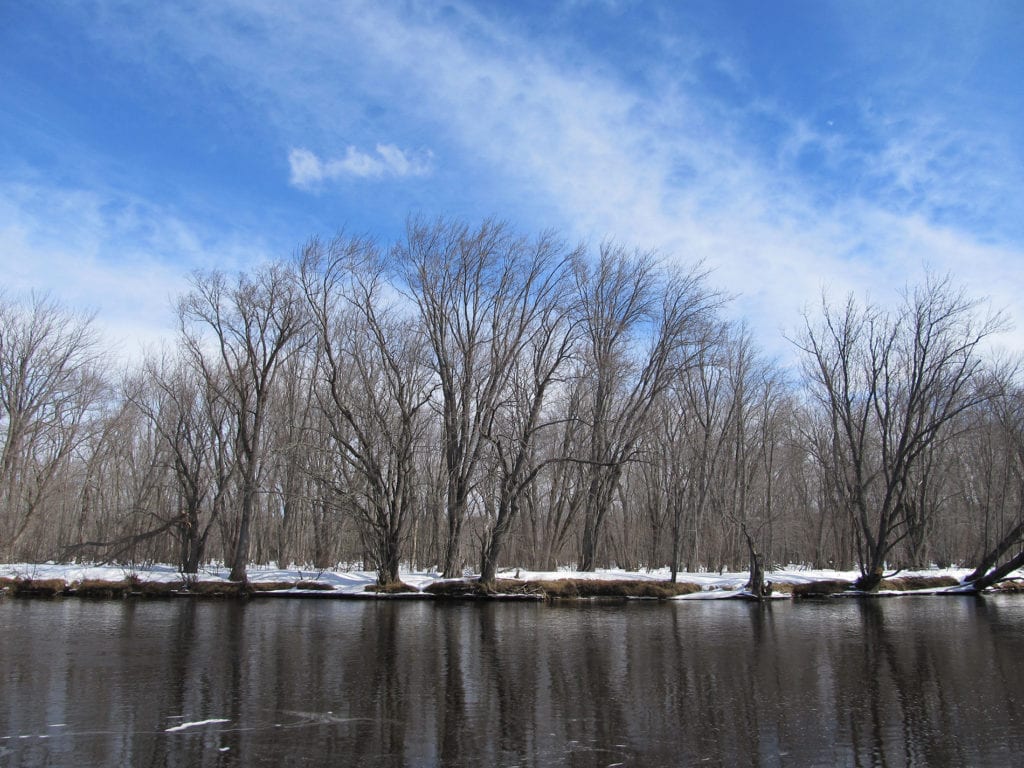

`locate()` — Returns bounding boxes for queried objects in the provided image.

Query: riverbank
[2,562,1020,600]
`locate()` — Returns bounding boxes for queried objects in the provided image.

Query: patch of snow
[164,718,229,733]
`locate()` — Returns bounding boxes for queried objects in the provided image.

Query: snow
[164,719,230,733]
[0,561,995,597]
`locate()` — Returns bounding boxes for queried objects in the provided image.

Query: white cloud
[320,4,1023,359]
[35,2,1024,362]
[0,180,275,363]
[288,144,433,189]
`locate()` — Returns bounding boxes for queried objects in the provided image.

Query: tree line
[1,218,1021,591]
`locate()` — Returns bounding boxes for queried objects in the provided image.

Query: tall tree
[477,268,576,584]
[302,235,434,585]
[798,275,1003,590]
[394,218,572,577]
[573,245,718,571]
[0,292,107,561]
[178,263,306,582]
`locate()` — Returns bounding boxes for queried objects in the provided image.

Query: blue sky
[2,1,1022,360]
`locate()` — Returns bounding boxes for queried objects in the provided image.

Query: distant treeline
[1,218,1021,591]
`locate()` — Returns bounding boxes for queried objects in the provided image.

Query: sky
[2,0,1023,363]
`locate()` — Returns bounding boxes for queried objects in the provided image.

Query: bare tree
[393,218,573,577]
[125,350,238,573]
[573,245,718,571]
[478,266,576,584]
[659,339,730,579]
[797,275,1004,591]
[522,377,590,570]
[0,292,108,561]
[718,325,789,597]
[302,235,434,585]
[959,366,1024,590]
[178,264,307,582]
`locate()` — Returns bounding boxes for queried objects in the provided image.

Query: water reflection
[2,597,1024,766]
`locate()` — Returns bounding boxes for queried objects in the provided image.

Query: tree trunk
[441,496,465,577]
[742,527,766,598]
[855,565,884,592]
[229,482,255,582]
[964,548,1024,592]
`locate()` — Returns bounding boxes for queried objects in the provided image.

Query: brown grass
[133,581,184,597]
[880,575,960,591]
[990,579,1024,592]
[245,579,337,592]
[767,581,795,595]
[296,580,335,591]
[248,581,301,592]
[71,579,132,598]
[791,579,854,598]
[533,579,702,599]
[364,581,419,594]
[425,578,702,600]
[182,580,245,597]
[423,580,493,597]
[8,578,68,597]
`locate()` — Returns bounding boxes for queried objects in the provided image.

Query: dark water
[2,596,1024,767]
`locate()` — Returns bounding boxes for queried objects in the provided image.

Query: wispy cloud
[0,179,274,361]
[9,1,1022,360]
[288,144,433,189]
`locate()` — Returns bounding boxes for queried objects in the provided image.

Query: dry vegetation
[364,582,419,594]
[879,575,959,591]
[990,578,1024,593]
[424,578,703,600]
[791,579,856,598]
[2,571,1020,602]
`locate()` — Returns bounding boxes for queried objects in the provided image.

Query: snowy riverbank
[2,562,1014,600]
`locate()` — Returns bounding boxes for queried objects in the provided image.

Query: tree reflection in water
[2,597,1024,766]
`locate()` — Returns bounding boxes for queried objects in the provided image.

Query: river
[2,596,1023,766]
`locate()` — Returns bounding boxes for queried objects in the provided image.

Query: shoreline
[2,564,1021,602]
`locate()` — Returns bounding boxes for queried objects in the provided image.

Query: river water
[1,595,1023,767]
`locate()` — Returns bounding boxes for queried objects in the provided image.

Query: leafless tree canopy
[2,226,1021,591]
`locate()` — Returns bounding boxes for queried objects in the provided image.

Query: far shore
[3,563,1022,602]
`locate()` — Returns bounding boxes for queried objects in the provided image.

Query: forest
[1,218,1022,593]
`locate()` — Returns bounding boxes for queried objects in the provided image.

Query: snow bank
[0,561,989,598]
